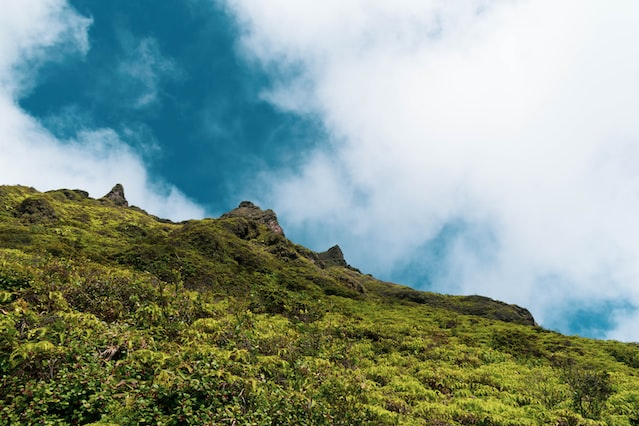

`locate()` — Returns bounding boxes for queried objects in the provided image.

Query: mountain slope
[1,184,638,425]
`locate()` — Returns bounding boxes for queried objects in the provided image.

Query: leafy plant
[0,184,639,425]
[562,362,613,419]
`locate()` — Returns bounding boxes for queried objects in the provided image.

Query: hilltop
[1,184,638,425]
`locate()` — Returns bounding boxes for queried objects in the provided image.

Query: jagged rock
[318,245,348,267]
[101,184,128,207]
[221,201,284,235]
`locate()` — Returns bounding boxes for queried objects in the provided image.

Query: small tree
[562,363,613,419]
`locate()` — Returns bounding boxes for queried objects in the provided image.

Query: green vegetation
[1,184,639,425]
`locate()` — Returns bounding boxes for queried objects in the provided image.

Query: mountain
[1,184,638,425]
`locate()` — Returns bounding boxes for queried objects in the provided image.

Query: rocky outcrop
[318,245,347,267]
[221,201,284,235]
[101,184,128,207]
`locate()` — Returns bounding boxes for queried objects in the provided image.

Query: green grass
[1,184,638,425]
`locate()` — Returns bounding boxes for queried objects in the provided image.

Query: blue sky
[2,0,639,341]
[20,0,323,213]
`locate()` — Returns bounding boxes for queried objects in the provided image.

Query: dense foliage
[1,184,639,425]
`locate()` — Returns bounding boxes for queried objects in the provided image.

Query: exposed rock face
[101,184,128,207]
[318,245,347,267]
[221,201,284,235]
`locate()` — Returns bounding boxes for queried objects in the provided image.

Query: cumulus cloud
[225,0,639,340]
[0,0,204,221]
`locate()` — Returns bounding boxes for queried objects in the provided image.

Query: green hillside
[1,184,638,425]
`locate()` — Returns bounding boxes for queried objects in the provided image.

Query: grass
[1,184,638,425]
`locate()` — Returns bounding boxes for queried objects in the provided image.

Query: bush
[490,327,542,358]
[562,363,613,419]
[14,197,57,224]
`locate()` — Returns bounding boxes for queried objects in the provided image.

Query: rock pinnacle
[101,184,128,207]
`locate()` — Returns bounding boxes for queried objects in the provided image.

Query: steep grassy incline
[1,184,639,425]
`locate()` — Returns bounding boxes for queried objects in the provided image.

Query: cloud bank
[225,0,639,340]
[0,0,204,221]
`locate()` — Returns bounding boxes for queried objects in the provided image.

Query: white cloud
[0,0,204,221]
[0,0,90,97]
[116,35,182,109]
[225,0,639,340]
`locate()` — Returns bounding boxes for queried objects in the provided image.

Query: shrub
[14,197,57,224]
[562,363,613,419]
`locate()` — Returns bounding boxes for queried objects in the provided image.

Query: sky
[2,0,639,341]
